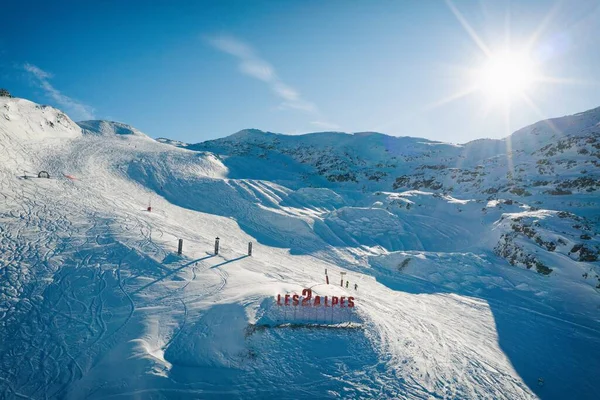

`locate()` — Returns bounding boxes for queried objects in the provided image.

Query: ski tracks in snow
[0,127,546,399]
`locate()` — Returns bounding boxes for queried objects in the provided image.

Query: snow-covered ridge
[0,97,81,141]
[178,108,600,223]
[78,120,149,138]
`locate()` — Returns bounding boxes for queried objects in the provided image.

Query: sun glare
[476,51,537,100]
[427,1,580,121]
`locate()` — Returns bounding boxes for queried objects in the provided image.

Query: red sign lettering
[275,289,355,308]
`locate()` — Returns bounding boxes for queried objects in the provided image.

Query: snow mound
[78,120,149,138]
[282,187,346,210]
[323,207,420,251]
[370,190,478,213]
[370,251,515,294]
[164,303,249,369]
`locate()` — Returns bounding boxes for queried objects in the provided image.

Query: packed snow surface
[1,97,599,399]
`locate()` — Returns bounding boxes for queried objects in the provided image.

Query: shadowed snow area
[1,97,599,399]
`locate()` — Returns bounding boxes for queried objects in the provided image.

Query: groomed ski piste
[1,97,599,399]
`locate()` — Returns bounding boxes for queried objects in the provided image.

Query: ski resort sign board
[276,288,355,308]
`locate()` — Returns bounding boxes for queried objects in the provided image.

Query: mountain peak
[77,120,148,138]
[0,96,81,141]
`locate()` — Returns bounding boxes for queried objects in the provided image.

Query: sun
[427,1,581,118]
[475,51,537,100]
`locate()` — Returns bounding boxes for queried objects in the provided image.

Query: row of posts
[176,241,355,290]
[176,237,252,257]
[325,268,358,291]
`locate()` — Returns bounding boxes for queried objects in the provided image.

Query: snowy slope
[1,96,599,399]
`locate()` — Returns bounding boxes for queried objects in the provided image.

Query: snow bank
[323,207,421,251]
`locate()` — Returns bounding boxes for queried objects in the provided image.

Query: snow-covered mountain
[1,96,599,399]
[163,108,600,286]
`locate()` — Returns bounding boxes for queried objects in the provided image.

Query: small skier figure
[354,283,358,290]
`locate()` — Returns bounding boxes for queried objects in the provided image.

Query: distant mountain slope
[162,107,599,217]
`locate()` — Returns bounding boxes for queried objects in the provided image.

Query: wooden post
[177,239,183,255]
[215,237,220,255]
[248,242,252,256]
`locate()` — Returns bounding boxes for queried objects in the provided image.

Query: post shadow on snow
[210,255,248,269]
[370,257,600,400]
[132,254,215,294]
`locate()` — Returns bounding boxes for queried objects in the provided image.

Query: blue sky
[1,0,599,143]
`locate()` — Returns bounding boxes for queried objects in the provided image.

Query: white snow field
[1,97,599,399]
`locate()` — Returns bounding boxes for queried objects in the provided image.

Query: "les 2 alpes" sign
[276,288,355,308]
